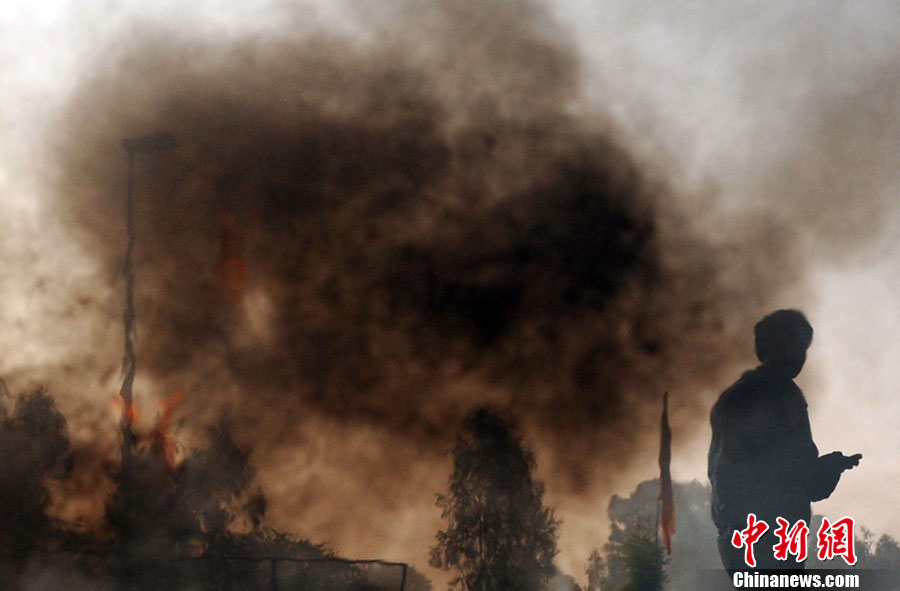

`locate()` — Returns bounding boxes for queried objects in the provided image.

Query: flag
[659,391,675,555]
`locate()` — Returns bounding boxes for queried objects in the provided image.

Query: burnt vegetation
[0,386,414,591]
[0,387,73,564]
[0,388,566,591]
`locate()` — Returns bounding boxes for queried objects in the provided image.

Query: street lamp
[119,131,177,465]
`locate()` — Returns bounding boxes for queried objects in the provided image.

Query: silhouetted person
[708,309,861,573]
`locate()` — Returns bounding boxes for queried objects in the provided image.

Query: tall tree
[431,406,559,591]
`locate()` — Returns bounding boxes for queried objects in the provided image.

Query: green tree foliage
[431,406,559,591]
[867,534,900,569]
[849,528,900,587]
[619,528,667,591]
[586,527,667,591]
[587,480,719,591]
[585,549,611,591]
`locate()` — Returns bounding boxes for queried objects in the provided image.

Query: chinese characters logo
[731,514,857,567]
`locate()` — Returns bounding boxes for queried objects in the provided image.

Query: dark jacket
[708,365,840,533]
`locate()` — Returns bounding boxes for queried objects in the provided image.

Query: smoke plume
[55,0,777,480]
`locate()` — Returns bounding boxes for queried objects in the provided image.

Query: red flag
[659,392,675,554]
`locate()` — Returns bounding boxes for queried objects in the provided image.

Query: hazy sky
[2,0,899,585]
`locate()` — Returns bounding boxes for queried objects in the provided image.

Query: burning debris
[0,381,407,590]
[149,390,186,469]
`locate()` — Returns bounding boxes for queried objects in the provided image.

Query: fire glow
[111,390,187,469]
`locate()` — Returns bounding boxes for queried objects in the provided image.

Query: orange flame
[112,391,187,469]
[125,401,138,426]
[111,395,140,427]
[151,390,186,469]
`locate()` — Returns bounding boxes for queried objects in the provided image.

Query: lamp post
[119,131,177,466]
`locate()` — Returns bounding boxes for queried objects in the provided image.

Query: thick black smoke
[52,0,790,501]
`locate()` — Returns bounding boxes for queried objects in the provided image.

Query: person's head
[754,309,813,377]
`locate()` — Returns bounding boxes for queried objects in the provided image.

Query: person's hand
[841,453,862,470]
[810,452,859,501]
[822,451,861,472]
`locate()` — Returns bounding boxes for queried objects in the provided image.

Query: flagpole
[655,498,661,547]
[658,391,674,555]
[118,132,177,468]
[656,392,662,546]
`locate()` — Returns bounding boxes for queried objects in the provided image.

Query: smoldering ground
[26,0,900,580]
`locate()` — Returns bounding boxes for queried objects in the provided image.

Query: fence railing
[0,551,409,591]
[177,555,409,591]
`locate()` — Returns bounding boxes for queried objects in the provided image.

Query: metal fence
[176,555,409,591]
[1,552,408,591]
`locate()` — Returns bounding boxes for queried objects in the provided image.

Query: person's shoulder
[712,368,760,417]
[720,368,761,400]
[783,379,809,409]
